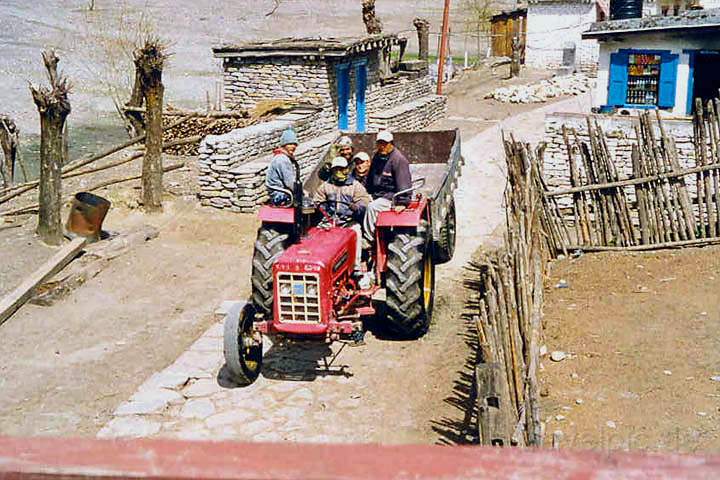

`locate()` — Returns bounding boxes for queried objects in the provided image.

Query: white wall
[526,3,600,73]
[594,34,720,115]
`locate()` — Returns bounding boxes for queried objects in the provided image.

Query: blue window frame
[353,60,368,133]
[606,49,679,110]
[336,63,351,131]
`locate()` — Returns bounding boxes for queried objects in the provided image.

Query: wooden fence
[546,102,720,252]
[467,137,562,446]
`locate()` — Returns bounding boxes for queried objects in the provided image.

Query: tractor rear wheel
[384,221,435,338]
[435,200,456,264]
[251,224,290,316]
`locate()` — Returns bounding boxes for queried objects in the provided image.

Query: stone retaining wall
[369,95,447,132]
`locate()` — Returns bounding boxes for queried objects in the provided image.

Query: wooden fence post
[476,363,513,446]
[134,39,167,212]
[30,50,71,246]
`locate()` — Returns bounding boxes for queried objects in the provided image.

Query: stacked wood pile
[467,138,560,447]
[161,110,253,156]
[547,104,720,252]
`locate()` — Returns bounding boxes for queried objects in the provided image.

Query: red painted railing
[1,436,719,479]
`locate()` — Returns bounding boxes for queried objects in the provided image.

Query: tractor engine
[270,226,358,336]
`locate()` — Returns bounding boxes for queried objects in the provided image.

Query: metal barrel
[65,192,111,242]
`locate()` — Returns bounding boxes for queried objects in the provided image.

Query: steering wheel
[315,199,357,226]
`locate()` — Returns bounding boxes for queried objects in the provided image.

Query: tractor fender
[376,198,430,228]
[258,205,294,224]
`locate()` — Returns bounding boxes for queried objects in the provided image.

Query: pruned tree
[30,50,71,245]
[413,18,430,62]
[362,0,383,34]
[0,115,19,188]
[134,38,167,212]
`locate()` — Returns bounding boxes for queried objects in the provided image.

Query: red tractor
[224,130,461,384]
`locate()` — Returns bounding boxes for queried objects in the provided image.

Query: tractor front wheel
[384,221,435,338]
[223,302,263,385]
[251,224,290,316]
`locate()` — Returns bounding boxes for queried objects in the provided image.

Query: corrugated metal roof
[583,7,720,37]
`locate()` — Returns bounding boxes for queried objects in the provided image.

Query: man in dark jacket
[362,130,412,247]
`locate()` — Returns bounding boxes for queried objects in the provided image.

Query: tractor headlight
[280,284,291,295]
[307,284,318,296]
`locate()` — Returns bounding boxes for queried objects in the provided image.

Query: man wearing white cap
[363,130,412,247]
[313,156,371,272]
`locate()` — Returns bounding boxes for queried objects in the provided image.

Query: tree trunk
[362,0,383,35]
[413,18,430,62]
[0,115,19,188]
[124,68,146,138]
[135,40,167,212]
[30,50,71,246]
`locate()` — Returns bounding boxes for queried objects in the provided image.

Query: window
[607,50,679,109]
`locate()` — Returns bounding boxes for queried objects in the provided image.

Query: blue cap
[280,128,298,146]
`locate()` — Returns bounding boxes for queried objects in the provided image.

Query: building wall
[222,52,382,112]
[525,3,599,73]
[593,34,720,115]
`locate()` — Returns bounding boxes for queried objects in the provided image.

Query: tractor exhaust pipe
[290,157,304,242]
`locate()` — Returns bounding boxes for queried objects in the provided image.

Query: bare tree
[30,51,71,245]
[134,39,167,212]
[73,2,156,136]
[0,115,19,188]
[462,0,496,59]
[362,0,383,34]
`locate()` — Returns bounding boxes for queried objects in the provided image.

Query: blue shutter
[607,51,629,107]
[354,62,367,133]
[336,65,350,131]
[658,52,679,109]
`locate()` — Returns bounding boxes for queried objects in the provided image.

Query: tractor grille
[277,273,321,323]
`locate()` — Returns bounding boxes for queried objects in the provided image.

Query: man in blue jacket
[265,128,299,205]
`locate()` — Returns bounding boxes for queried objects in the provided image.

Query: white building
[584,8,720,116]
[525,0,604,73]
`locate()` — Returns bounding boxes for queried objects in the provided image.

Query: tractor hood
[275,226,357,274]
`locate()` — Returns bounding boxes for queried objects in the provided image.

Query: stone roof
[213,34,401,59]
[583,7,720,38]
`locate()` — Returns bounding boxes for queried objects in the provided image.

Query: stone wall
[369,95,447,132]
[222,52,382,111]
[543,112,696,208]
[198,86,448,213]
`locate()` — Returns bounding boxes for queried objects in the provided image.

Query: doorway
[691,51,720,113]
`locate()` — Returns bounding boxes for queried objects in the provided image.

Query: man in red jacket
[362,130,412,248]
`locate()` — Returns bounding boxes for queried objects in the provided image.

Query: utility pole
[436,0,451,95]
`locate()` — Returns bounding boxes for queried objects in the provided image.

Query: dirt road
[541,247,720,453]
[0,71,590,440]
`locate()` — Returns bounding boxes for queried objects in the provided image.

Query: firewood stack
[162,113,254,156]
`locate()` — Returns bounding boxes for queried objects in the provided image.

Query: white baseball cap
[331,156,349,168]
[376,130,394,143]
[353,151,370,163]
